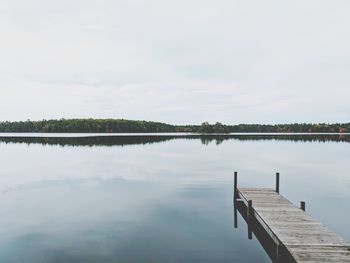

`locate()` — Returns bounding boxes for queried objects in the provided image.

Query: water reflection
[0,134,349,262]
[0,179,270,263]
[234,198,294,262]
[0,134,349,147]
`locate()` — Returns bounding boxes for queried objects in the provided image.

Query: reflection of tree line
[0,136,177,147]
[0,134,349,147]
[200,134,350,145]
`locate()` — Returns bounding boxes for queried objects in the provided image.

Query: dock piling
[300,201,305,211]
[275,172,280,193]
[234,171,238,228]
[234,171,238,200]
[247,200,253,240]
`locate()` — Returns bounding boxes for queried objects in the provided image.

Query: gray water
[0,135,349,262]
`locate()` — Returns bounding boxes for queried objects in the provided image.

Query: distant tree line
[177,122,350,133]
[0,119,349,133]
[0,119,175,133]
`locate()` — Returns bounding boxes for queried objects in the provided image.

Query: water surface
[0,134,349,262]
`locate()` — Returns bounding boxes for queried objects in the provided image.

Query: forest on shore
[0,119,349,133]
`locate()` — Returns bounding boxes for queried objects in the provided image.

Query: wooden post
[234,171,238,228]
[247,200,252,219]
[276,172,280,193]
[234,172,238,200]
[247,200,253,240]
[300,201,305,211]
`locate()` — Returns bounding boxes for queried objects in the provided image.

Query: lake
[0,134,349,262]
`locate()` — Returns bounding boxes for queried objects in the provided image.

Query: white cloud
[0,0,349,124]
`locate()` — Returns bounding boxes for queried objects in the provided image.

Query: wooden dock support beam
[247,200,253,240]
[234,171,238,200]
[234,171,238,228]
[275,172,280,193]
[300,201,305,211]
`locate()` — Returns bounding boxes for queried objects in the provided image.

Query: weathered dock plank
[236,187,350,262]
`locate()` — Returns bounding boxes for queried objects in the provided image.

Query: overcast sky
[0,0,349,124]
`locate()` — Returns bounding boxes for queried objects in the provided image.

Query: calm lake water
[0,134,349,262]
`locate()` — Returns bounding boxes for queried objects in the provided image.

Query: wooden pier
[233,172,350,262]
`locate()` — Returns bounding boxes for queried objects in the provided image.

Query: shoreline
[0,132,349,138]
